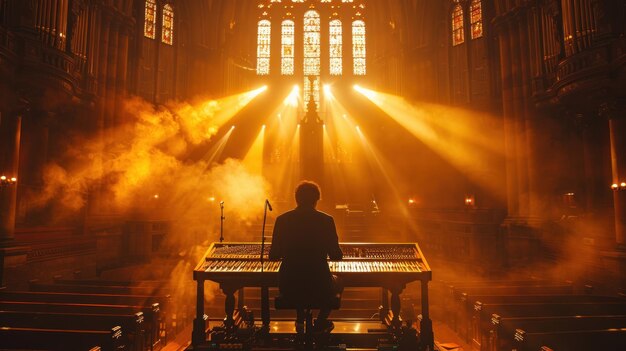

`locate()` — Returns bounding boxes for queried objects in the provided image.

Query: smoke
[30,94,271,234]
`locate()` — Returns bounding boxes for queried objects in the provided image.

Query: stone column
[0,111,22,242]
[0,107,29,288]
[114,23,130,127]
[600,100,626,247]
[105,20,119,134]
[496,21,519,216]
[16,110,51,224]
[579,112,609,212]
[510,18,530,217]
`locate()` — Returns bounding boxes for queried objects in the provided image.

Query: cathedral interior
[1,0,626,350]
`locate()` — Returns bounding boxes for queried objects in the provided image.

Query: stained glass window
[144,0,156,39]
[470,0,483,39]
[352,20,366,75]
[162,4,174,45]
[257,20,271,75]
[329,19,342,76]
[452,4,464,46]
[303,10,320,108]
[303,10,320,76]
[281,20,295,75]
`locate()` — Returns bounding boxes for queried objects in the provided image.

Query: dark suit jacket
[269,206,343,302]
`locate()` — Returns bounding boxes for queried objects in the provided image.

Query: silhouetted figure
[269,181,343,333]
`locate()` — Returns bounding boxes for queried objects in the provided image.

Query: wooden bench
[49,278,191,333]
[0,296,162,350]
[449,284,574,336]
[473,302,626,350]
[489,314,626,351]
[458,294,622,345]
[435,279,556,326]
[0,325,123,351]
[30,280,168,297]
[54,278,169,288]
[0,310,144,351]
[512,328,626,351]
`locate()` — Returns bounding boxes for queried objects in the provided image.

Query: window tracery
[257,20,271,75]
[144,0,157,39]
[452,4,465,46]
[470,0,483,39]
[329,19,342,76]
[162,4,174,45]
[352,20,366,75]
[304,10,321,107]
[282,20,295,75]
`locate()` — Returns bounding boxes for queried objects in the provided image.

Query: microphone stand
[260,199,272,331]
[219,201,225,242]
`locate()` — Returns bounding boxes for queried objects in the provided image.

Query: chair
[274,293,341,337]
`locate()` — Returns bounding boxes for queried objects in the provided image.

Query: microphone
[220,200,224,208]
[265,199,273,212]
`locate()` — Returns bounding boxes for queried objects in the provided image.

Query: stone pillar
[579,112,609,212]
[114,24,130,127]
[17,110,51,224]
[600,100,626,247]
[0,108,29,288]
[105,20,119,134]
[0,111,22,242]
[92,9,110,214]
[510,18,530,217]
[496,22,519,216]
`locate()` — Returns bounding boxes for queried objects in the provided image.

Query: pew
[473,302,626,350]
[489,314,626,351]
[30,280,168,297]
[0,310,144,351]
[449,284,574,336]
[513,328,626,351]
[435,279,560,327]
[0,300,161,350]
[457,294,622,345]
[0,290,168,307]
[47,278,190,334]
[54,278,169,288]
[0,325,123,351]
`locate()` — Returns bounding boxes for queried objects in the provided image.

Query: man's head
[295,181,321,208]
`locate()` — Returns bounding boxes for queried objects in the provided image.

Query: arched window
[303,10,320,76]
[329,19,342,76]
[352,20,366,76]
[452,4,464,46]
[257,20,271,75]
[281,20,295,75]
[162,4,174,45]
[144,0,157,39]
[470,0,483,39]
[303,10,320,108]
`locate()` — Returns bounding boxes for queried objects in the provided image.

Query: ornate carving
[599,99,626,121]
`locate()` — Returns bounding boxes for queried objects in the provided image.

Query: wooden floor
[162,319,468,351]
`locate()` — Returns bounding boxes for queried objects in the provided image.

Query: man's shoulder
[315,210,335,221]
[277,209,298,220]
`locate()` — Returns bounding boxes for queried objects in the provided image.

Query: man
[269,181,343,333]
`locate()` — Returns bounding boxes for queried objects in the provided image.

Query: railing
[15,227,96,263]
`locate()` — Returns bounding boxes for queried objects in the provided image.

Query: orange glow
[354,85,505,199]
[285,85,300,107]
[243,125,266,176]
